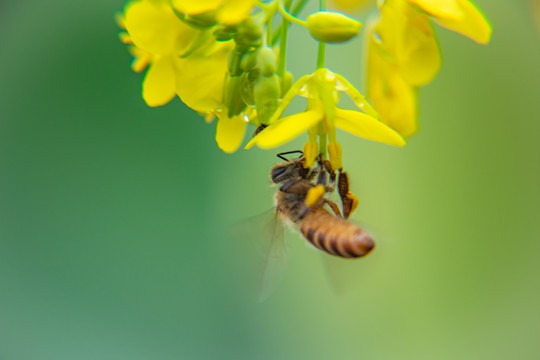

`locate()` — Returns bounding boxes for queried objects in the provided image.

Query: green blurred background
[1,1,539,359]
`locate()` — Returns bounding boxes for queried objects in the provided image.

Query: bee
[271,151,375,259]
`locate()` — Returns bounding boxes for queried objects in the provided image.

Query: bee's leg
[316,167,327,186]
[322,160,337,188]
[324,199,343,217]
[338,170,359,219]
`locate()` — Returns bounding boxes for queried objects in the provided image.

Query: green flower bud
[254,74,280,126]
[235,17,263,46]
[280,71,294,97]
[224,75,247,117]
[183,11,218,29]
[240,73,255,106]
[214,28,233,41]
[228,50,243,76]
[306,11,362,44]
[240,50,257,72]
[257,46,277,77]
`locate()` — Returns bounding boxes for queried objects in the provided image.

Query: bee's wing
[319,253,364,295]
[228,209,290,301]
[257,211,289,301]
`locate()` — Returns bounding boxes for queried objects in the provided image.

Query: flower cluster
[117,0,491,168]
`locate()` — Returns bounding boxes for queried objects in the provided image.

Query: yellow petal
[142,56,177,107]
[433,0,492,44]
[171,0,222,15]
[407,0,463,20]
[218,0,256,25]
[118,32,132,44]
[124,0,196,55]
[129,45,152,72]
[330,0,372,11]
[175,43,231,113]
[334,109,406,146]
[398,6,441,86]
[377,0,441,86]
[216,114,248,153]
[367,27,419,137]
[246,111,322,149]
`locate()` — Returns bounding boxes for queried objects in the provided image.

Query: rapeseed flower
[121,0,233,110]
[118,0,491,158]
[246,68,405,168]
[366,0,491,137]
[331,0,374,11]
[171,0,257,26]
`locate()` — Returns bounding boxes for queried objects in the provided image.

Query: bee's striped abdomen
[300,208,374,258]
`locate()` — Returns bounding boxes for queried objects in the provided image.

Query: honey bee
[271,151,374,259]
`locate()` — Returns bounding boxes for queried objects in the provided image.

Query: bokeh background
[1,1,539,359]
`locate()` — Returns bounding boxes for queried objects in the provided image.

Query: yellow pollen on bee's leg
[305,184,326,207]
[345,191,359,218]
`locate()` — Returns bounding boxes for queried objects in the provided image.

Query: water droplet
[373,31,382,44]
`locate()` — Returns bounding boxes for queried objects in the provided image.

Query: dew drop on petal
[373,31,382,44]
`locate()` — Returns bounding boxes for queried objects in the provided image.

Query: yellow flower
[330,0,374,11]
[246,68,405,167]
[175,41,233,114]
[215,112,251,154]
[121,0,233,110]
[366,0,491,136]
[366,36,419,137]
[121,0,247,153]
[171,0,257,26]
[122,0,199,106]
[407,0,492,44]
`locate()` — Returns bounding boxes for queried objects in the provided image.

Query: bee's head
[271,158,309,184]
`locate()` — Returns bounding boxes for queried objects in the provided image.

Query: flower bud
[236,17,263,46]
[280,71,294,97]
[240,72,255,106]
[257,46,277,77]
[254,74,280,125]
[307,11,362,43]
[224,75,247,117]
[183,11,217,29]
[240,50,257,71]
[214,28,234,41]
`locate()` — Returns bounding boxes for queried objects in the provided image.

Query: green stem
[316,42,326,69]
[266,12,272,45]
[277,0,293,79]
[316,0,327,69]
[271,0,309,45]
[318,123,327,160]
[278,3,307,27]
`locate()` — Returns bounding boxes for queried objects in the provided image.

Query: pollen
[305,185,326,208]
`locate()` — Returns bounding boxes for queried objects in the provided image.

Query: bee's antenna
[276,150,303,161]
